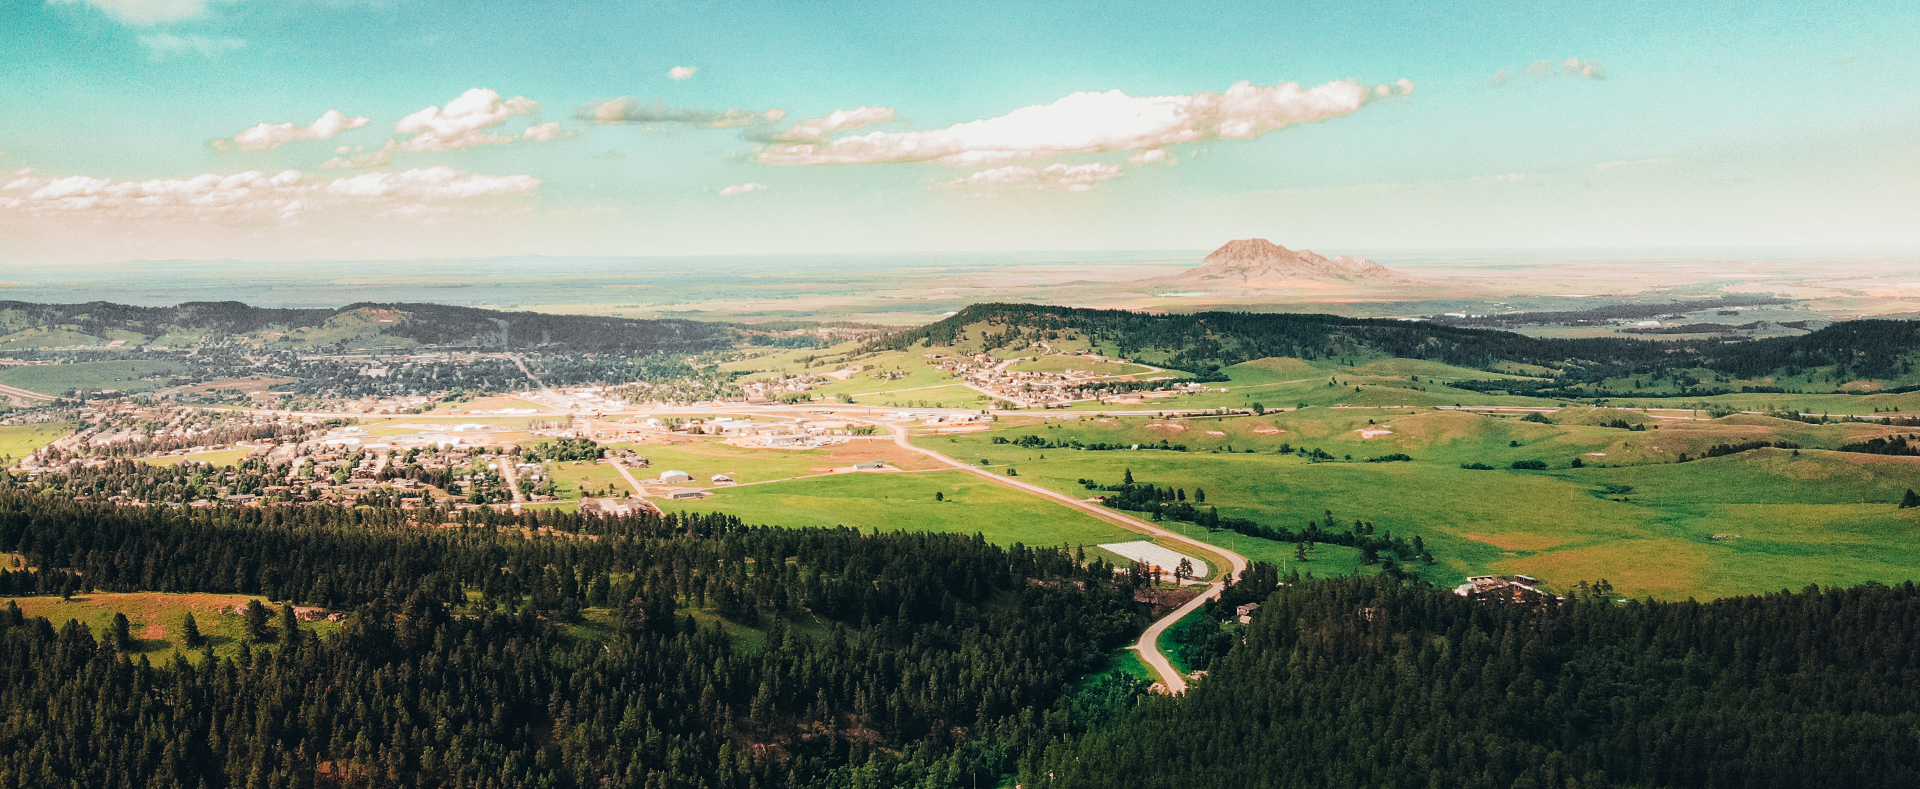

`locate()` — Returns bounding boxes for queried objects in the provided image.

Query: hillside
[877,303,1920,392]
[0,300,742,355]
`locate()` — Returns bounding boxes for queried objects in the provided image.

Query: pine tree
[110,612,133,651]
[181,612,204,648]
[244,599,271,642]
[1902,488,1920,509]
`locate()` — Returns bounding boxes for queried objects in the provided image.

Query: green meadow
[5,592,340,662]
[915,405,1920,600]
[686,470,1145,549]
[0,422,76,460]
[0,359,179,395]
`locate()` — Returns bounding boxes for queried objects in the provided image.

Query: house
[711,473,735,484]
[853,460,887,470]
[1453,575,1561,604]
[579,497,638,517]
[667,490,704,500]
[659,470,693,483]
[1235,603,1260,625]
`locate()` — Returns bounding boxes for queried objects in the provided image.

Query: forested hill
[0,487,1149,788]
[880,303,1920,381]
[0,300,745,355]
[1033,575,1920,788]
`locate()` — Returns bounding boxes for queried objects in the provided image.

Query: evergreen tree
[243,599,271,642]
[180,612,204,648]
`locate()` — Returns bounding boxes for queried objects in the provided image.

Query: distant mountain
[0,300,743,356]
[1149,239,1408,289]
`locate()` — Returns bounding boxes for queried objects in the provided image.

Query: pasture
[926,407,1920,600]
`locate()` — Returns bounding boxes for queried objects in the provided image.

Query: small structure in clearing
[1453,575,1560,604]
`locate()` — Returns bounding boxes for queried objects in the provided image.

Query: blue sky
[2,0,1916,264]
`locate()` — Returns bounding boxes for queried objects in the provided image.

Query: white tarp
[1098,541,1208,577]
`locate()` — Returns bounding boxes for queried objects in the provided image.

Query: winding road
[192,399,1247,692]
[874,420,1248,694]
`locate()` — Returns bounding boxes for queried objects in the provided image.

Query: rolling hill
[0,300,746,356]
[876,303,1920,392]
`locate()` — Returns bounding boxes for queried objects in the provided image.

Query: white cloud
[396,88,569,152]
[0,166,537,220]
[1498,58,1607,85]
[669,66,696,80]
[318,140,397,170]
[756,79,1410,167]
[49,0,230,26]
[770,106,897,142]
[211,109,370,152]
[138,33,245,59]
[1128,149,1167,164]
[718,182,767,196]
[942,162,1122,194]
[576,97,785,128]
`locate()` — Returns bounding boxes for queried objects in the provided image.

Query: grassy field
[601,436,943,485]
[1006,355,1153,376]
[544,460,634,498]
[688,470,1146,549]
[922,407,1920,600]
[0,359,179,395]
[6,592,340,661]
[144,447,255,467]
[0,421,75,460]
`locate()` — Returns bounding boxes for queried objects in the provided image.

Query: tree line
[0,487,1152,788]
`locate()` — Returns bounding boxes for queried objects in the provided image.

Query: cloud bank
[770,106,897,142]
[397,89,566,152]
[668,66,696,80]
[756,79,1410,167]
[0,166,537,220]
[575,97,786,128]
[211,109,370,152]
[318,140,398,170]
[943,162,1122,194]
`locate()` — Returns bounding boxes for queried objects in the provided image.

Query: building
[1235,603,1260,625]
[711,473,734,484]
[853,460,887,470]
[579,497,639,517]
[1453,575,1561,604]
[659,470,693,483]
[667,490,704,500]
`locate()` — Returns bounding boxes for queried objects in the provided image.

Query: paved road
[874,419,1248,694]
[0,382,54,404]
[196,398,1255,689]
[496,459,526,503]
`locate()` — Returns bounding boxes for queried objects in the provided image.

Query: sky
[1,0,1916,265]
